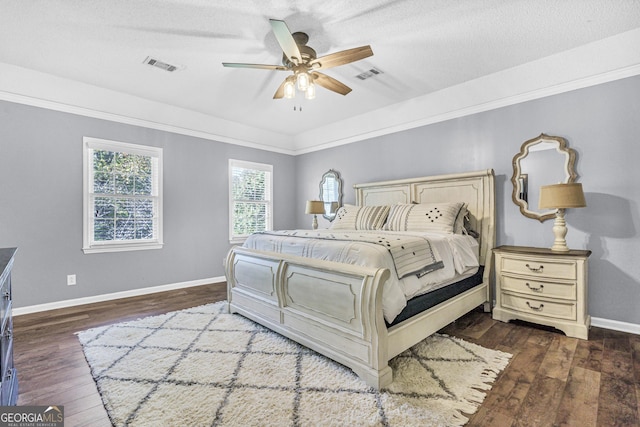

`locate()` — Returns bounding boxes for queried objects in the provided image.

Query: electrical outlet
[67,274,77,286]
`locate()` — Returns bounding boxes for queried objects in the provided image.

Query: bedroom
[1,1,640,425]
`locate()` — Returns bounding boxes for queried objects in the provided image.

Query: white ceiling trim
[293,28,640,154]
[0,62,295,155]
[1,28,639,156]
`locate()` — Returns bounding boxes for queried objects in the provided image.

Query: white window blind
[229,159,273,243]
[83,137,163,253]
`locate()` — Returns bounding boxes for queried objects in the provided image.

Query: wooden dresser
[0,248,18,405]
[492,245,591,339]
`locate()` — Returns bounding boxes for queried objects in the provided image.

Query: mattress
[243,229,479,323]
[387,266,485,327]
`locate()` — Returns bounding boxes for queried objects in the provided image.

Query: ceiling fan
[222,19,373,100]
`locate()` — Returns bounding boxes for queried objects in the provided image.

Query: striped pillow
[383,202,465,234]
[330,204,390,230]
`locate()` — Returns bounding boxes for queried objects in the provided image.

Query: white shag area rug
[77,302,511,427]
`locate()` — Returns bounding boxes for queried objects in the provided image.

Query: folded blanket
[257,230,444,279]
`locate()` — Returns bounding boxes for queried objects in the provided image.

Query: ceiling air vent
[143,56,178,72]
[355,68,383,80]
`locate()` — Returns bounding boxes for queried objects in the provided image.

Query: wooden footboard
[225,246,394,388]
[225,169,495,389]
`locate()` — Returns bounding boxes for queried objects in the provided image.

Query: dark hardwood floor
[14,283,639,426]
[441,313,640,426]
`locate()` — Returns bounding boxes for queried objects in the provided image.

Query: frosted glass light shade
[296,72,310,91]
[283,80,296,99]
[305,83,316,100]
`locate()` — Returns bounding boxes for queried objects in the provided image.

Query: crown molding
[2,28,640,156]
[292,28,640,154]
[0,62,296,155]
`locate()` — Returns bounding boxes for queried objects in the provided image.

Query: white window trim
[83,137,163,254]
[229,159,273,244]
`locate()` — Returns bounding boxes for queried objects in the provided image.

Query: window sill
[83,242,163,254]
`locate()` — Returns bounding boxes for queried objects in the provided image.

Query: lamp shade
[305,200,325,215]
[539,183,586,209]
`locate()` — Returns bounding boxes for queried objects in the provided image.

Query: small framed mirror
[512,134,577,222]
[319,169,343,221]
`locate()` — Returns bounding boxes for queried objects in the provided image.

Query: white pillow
[330,204,390,230]
[383,202,466,234]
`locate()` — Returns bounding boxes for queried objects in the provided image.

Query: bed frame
[225,169,495,389]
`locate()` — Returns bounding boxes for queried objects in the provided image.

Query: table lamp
[305,200,325,230]
[538,183,586,252]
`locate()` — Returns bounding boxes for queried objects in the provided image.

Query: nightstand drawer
[501,293,576,321]
[501,257,576,280]
[500,275,576,300]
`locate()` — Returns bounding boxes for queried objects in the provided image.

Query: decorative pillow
[413,201,467,234]
[454,204,468,234]
[330,204,390,230]
[383,202,466,234]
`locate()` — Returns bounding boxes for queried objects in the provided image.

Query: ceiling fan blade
[222,62,287,71]
[269,19,302,65]
[311,45,373,70]
[313,72,352,96]
[273,79,287,99]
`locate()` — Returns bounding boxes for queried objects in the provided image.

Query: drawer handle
[526,283,544,292]
[526,302,544,312]
[525,263,544,273]
[2,291,8,300]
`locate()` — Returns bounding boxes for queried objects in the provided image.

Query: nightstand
[492,245,591,339]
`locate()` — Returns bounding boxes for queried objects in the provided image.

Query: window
[229,159,273,243]
[83,137,163,253]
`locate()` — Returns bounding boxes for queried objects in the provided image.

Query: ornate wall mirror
[512,134,577,222]
[319,169,343,221]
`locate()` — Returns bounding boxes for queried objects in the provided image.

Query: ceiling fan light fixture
[223,19,373,101]
[283,79,296,99]
[305,83,316,100]
[296,71,310,91]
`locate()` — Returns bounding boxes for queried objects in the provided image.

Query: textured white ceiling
[1,1,640,152]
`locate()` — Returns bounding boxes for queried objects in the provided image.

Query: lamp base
[312,214,318,230]
[550,209,570,252]
[550,244,570,252]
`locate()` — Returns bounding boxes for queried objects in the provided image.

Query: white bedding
[243,230,479,323]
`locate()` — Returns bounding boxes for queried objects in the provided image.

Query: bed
[225,169,495,389]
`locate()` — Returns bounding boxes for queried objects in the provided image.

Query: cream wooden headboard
[354,169,496,266]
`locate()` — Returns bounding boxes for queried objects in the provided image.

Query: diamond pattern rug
[77,302,511,426]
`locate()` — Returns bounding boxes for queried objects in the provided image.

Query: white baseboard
[591,317,640,335]
[13,282,640,336]
[13,276,226,316]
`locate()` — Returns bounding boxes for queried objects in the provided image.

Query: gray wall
[296,75,640,326]
[0,101,297,308]
[2,75,639,326]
